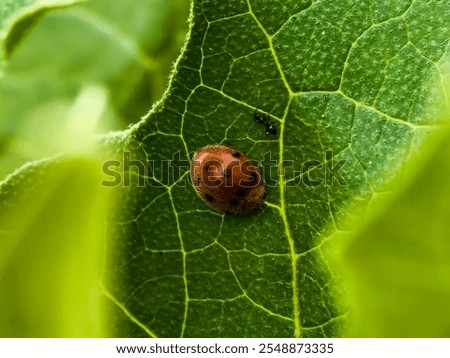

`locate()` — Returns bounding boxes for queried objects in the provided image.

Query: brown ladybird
[190,144,266,214]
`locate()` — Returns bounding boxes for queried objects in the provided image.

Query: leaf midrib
[245,0,301,337]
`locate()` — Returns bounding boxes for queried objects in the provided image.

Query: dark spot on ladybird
[205,193,214,202]
[232,151,241,158]
[223,168,231,178]
[236,188,246,197]
[250,172,258,182]
[230,199,239,206]
[205,164,211,171]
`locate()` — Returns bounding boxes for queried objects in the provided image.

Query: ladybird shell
[190,145,266,214]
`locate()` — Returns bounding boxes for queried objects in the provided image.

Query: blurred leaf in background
[0,158,107,337]
[0,0,189,180]
[330,85,450,337]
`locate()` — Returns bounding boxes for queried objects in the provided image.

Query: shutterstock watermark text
[101,150,348,188]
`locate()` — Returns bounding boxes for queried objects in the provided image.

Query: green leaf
[101,0,450,337]
[0,0,449,338]
[0,0,81,62]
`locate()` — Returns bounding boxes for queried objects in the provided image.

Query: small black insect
[253,109,277,136]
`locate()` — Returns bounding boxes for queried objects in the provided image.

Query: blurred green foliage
[0,0,189,337]
[339,124,450,337]
[0,0,189,180]
[0,158,107,337]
